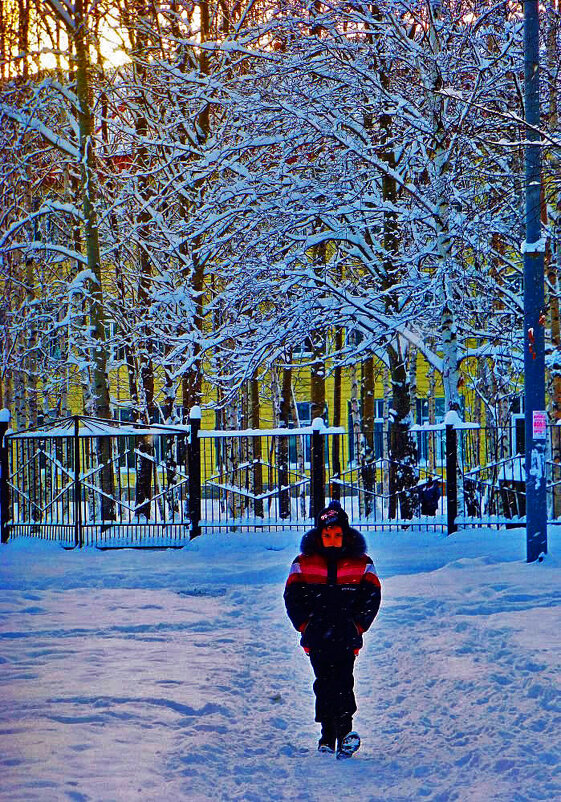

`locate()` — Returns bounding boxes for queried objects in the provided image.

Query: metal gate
[2,416,192,547]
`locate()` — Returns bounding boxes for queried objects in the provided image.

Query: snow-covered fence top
[410,421,480,432]
[199,426,345,438]
[8,420,346,440]
[9,418,190,439]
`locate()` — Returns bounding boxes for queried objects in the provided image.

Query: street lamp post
[523,0,547,562]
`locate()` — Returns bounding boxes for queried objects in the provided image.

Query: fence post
[446,422,458,535]
[188,406,202,539]
[331,430,341,501]
[73,415,83,548]
[0,410,11,544]
[311,417,325,520]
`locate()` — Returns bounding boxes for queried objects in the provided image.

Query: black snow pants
[309,650,357,725]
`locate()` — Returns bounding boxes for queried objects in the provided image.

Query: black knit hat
[316,499,348,532]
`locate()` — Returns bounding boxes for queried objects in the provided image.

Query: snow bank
[0,527,559,801]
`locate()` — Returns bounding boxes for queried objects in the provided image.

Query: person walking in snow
[284,500,381,759]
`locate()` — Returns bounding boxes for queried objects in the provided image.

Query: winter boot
[318,720,336,753]
[336,715,360,760]
[336,731,361,760]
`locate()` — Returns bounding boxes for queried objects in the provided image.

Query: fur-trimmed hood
[300,525,367,558]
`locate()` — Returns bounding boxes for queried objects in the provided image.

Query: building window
[345,328,364,347]
[289,402,326,465]
[347,400,384,463]
[107,320,126,362]
[416,397,445,426]
[295,402,312,426]
[116,407,135,468]
[415,398,445,464]
[292,339,313,358]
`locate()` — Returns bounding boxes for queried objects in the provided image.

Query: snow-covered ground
[0,527,559,802]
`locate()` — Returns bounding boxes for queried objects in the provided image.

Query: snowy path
[0,530,559,801]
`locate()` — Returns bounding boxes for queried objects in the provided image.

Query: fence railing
[0,415,192,547]
[1,412,560,547]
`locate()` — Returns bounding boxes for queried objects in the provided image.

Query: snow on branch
[0,202,83,249]
[1,104,79,159]
[2,240,87,265]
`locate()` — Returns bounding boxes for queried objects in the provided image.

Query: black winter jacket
[284,525,381,656]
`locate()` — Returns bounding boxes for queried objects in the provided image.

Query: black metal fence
[1,414,560,547]
[197,420,334,529]
[0,416,192,547]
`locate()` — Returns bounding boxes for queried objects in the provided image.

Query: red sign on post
[532,410,547,439]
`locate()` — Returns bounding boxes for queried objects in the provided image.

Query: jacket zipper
[327,556,338,586]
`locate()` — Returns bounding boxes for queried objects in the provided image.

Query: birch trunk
[225,393,241,520]
[361,357,375,517]
[350,359,363,517]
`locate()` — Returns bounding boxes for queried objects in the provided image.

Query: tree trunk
[376,31,418,520]
[24,192,38,428]
[277,365,292,518]
[250,377,264,518]
[361,357,376,517]
[387,342,418,520]
[544,2,561,421]
[427,366,437,471]
[181,0,212,411]
[17,0,29,81]
[350,359,363,516]
[181,250,205,411]
[131,2,157,519]
[225,392,241,520]
[291,386,307,517]
[310,332,326,424]
[331,326,343,500]
[310,239,327,423]
[72,2,111,420]
[428,1,461,413]
[72,0,114,519]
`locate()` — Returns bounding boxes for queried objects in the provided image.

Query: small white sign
[532,411,547,439]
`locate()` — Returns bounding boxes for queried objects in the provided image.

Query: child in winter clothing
[284,500,381,758]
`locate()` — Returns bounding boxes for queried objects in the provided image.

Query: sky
[0,526,559,802]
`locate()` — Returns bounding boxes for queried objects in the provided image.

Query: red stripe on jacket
[286,553,380,587]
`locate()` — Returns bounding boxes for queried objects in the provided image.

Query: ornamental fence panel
[1,414,560,548]
[0,416,192,548]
